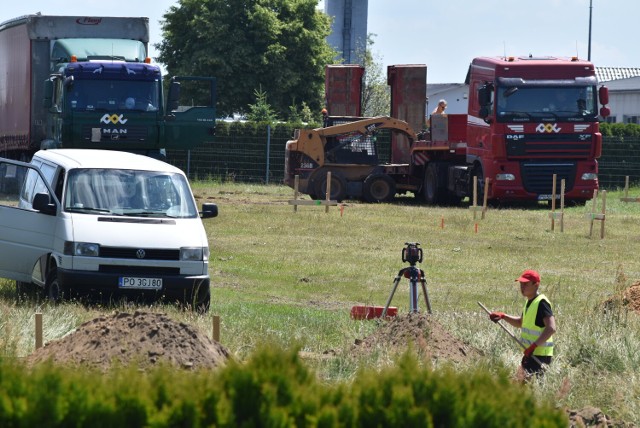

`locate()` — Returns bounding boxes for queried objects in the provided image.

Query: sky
[2,0,638,83]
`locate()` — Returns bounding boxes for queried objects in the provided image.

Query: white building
[596,68,640,124]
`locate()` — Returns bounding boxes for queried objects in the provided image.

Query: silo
[324,0,368,64]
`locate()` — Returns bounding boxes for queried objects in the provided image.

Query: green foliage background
[157,0,336,118]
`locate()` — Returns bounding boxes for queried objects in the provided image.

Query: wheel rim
[48,278,62,301]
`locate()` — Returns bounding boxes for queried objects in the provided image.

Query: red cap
[515,269,540,284]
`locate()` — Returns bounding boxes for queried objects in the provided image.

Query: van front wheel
[189,281,211,314]
[45,268,67,303]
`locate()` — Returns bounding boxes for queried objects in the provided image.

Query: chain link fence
[167,127,640,190]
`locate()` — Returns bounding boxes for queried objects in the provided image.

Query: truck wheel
[424,162,446,205]
[363,174,396,202]
[45,267,67,303]
[470,165,485,203]
[314,171,347,201]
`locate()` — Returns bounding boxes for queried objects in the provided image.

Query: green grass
[2,182,640,424]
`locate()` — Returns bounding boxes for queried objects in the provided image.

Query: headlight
[64,241,100,257]
[495,173,515,181]
[581,173,597,180]
[180,247,206,261]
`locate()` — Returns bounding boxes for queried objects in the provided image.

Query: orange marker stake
[474,222,478,233]
[440,216,444,229]
[340,204,345,217]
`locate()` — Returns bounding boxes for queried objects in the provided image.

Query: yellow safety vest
[521,294,554,357]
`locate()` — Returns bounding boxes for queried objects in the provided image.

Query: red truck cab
[467,55,609,203]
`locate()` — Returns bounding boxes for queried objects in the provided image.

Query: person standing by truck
[431,99,447,116]
[489,269,556,379]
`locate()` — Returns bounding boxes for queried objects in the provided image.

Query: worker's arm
[501,314,523,329]
[489,311,522,328]
[535,315,556,346]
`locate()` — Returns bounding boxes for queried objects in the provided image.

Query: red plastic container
[350,305,397,320]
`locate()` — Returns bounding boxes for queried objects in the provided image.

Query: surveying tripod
[381,242,432,318]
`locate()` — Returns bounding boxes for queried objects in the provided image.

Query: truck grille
[82,125,149,142]
[506,134,592,158]
[100,247,180,260]
[520,162,576,194]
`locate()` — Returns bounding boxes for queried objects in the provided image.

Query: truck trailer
[285,56,610,205]
[0,14,216,161]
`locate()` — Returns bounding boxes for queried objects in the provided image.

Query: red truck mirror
[599,86,609,105]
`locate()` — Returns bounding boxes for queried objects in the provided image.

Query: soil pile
[566,406,635,427]
[26,311,230,371]
[351,313,482,364]
[603,281,640,315]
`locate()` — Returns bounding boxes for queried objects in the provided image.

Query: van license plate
[119,277,163,290]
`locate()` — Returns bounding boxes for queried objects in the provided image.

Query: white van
[0,149,217,311]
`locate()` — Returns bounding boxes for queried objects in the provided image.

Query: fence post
[265,124,271,184]
[187,150,191,178]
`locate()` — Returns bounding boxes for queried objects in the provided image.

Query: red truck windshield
[496,85,598,122]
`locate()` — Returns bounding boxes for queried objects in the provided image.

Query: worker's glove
[524,343,538,358]
[489,312,505,323]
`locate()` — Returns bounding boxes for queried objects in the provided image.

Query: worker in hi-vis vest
[489,269,556,379]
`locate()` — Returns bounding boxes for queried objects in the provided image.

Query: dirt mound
[603,281,640,314]
[351,313,482,364]
[26,311,230,371]
[566,406,636,427]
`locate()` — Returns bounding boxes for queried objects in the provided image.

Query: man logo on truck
[100,114,128,125]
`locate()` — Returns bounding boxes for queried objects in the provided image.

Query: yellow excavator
[284,116,420,202]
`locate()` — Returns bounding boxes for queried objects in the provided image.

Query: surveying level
[382,242,432,318]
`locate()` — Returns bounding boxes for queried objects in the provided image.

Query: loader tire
[363,174,396,202]
[314,171,347,201]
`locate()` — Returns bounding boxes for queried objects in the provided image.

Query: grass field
[2,182,640,424]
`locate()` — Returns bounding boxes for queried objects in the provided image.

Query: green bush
[600,122,640,138]
[0,346,567,427]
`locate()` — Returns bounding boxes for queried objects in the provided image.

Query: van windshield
[64,169,198,218]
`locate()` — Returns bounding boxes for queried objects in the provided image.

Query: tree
[246,86,279,123]
[361,34,390,117]
[156,0,336,118]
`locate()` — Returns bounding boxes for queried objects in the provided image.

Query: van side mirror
[599,86,609,106]
[200,202,218,219]
[167,81,181,111]
[33,192,56,215]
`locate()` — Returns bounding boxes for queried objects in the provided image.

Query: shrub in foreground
[0,348,567,427]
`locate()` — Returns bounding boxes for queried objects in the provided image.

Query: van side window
[19,169,50,210]
[0,162,27,208]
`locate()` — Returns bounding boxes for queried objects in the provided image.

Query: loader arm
[290,116,418,167]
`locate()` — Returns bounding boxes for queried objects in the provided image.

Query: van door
[0,159,59,285]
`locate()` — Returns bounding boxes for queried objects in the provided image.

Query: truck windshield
[495,86,597,122]
[64,169,197,218]
[67,80,160,112]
